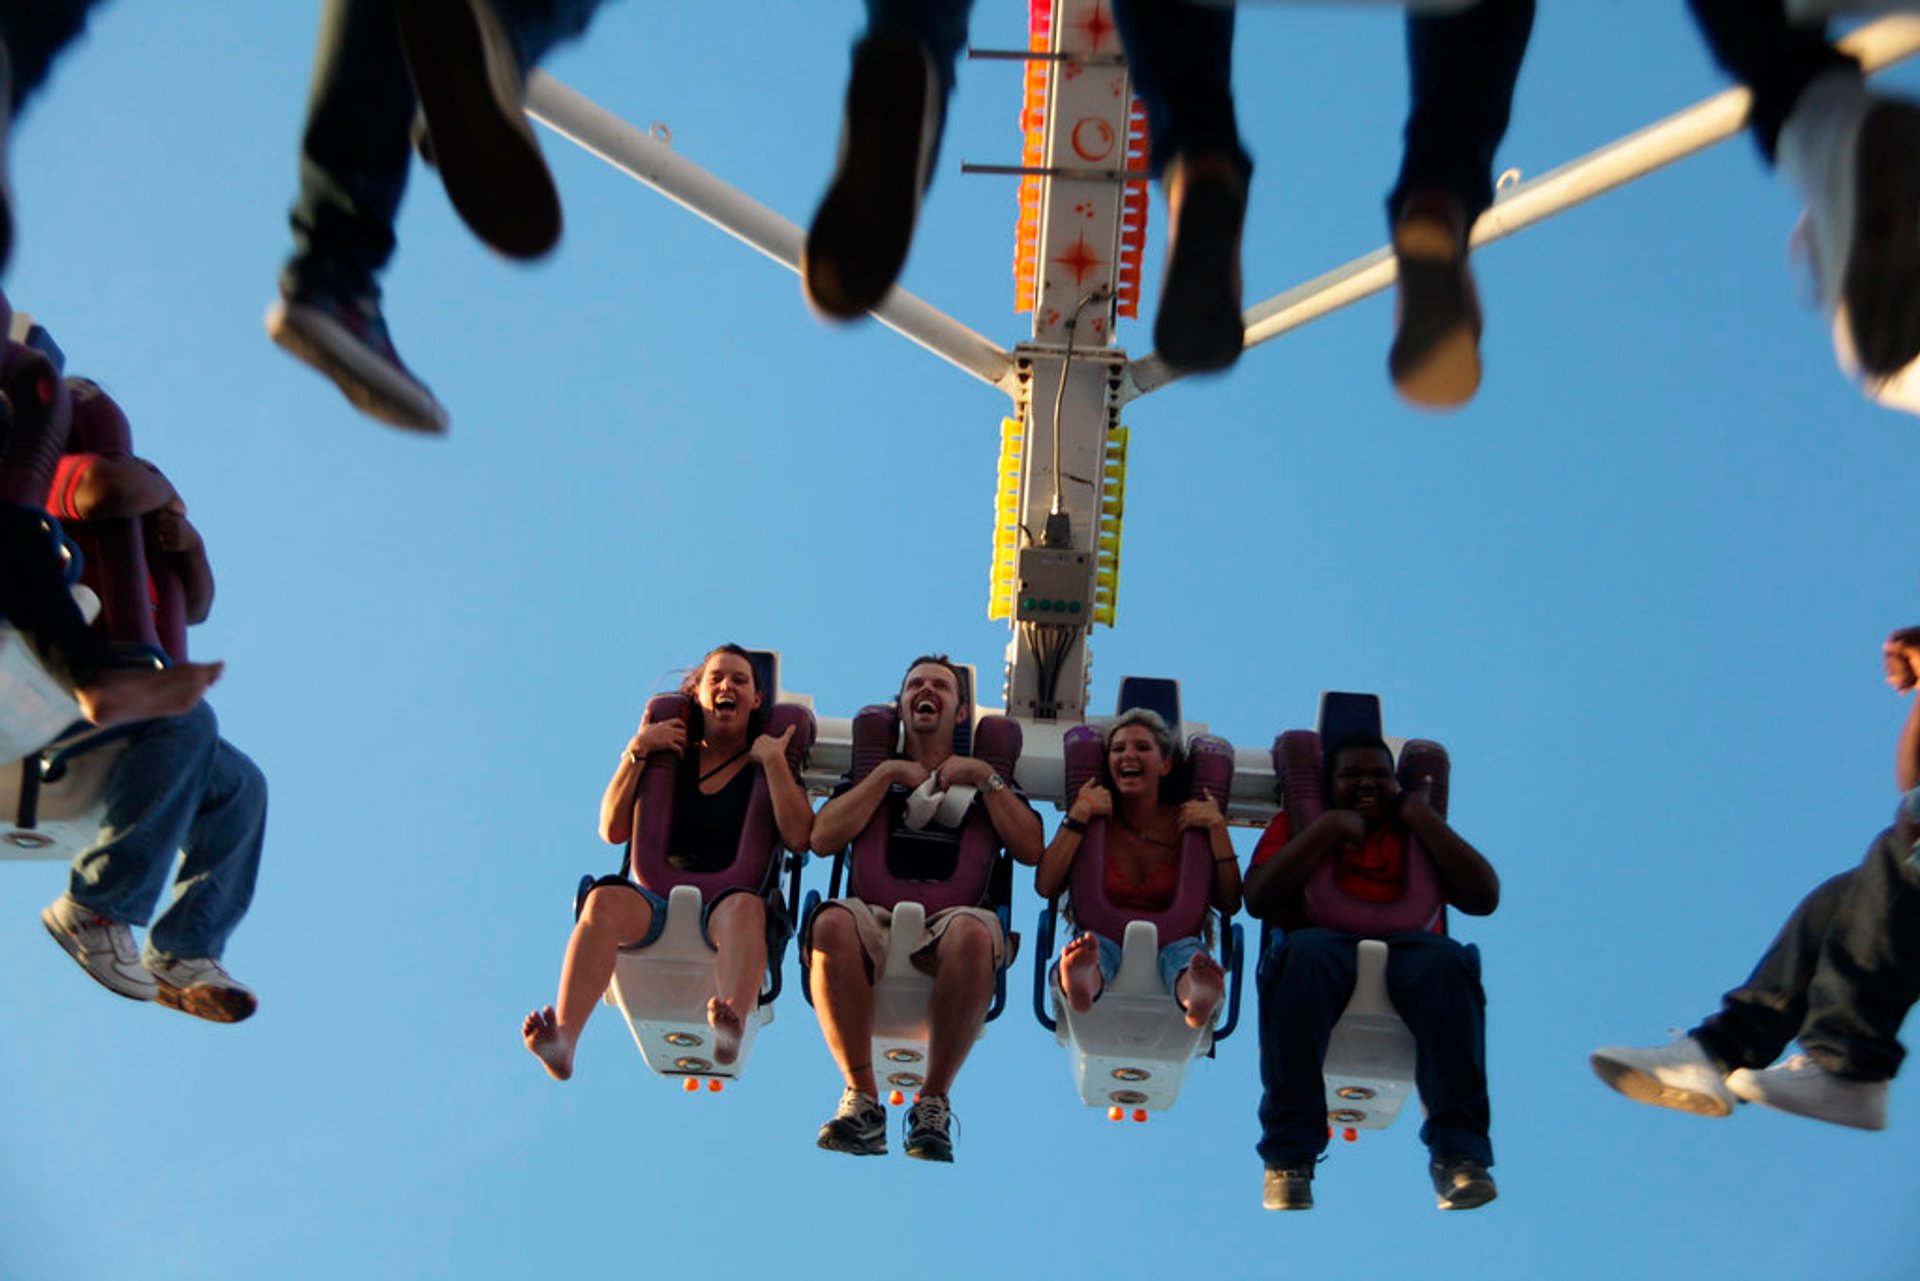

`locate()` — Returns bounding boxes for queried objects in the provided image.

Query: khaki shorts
[806,897,1009,981]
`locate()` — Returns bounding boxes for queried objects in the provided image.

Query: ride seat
[599,693,816,1081]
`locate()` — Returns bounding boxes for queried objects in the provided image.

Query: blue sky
[4,4,1920,1279]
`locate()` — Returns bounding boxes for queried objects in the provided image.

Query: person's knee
[809,905,861,965]
[709,892,765,937]
[581,885,649,936]
[938,915,997,978]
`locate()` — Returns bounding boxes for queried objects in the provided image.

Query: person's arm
[1034,781,1111,899]
[1395,782,1499,915]
[1885,627,1920,791]
[750,724,815,853]
[811,758,924,855]
[146,509,214,624]
[52,453,181,522]
[937,755,1044,865]
[1179,796,1242,915]
[597,715,688,845]
[1242,809,1363,920]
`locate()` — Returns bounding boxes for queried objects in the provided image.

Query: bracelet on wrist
[1061,816,1087,834]
[622,746,643,766]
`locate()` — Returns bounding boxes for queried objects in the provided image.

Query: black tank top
[666,762,756,873]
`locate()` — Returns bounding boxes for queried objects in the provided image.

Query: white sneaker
[1726,1054,1888,1131]
[1589,1036,1738,1117]
[41,894,155,1001]
[149,956,257,1024]
[1777,69,1920,412]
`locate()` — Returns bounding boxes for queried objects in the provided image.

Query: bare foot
[75,661,222,727]
[1060,932,1105,1013]
[522,1005,575,1081]
[1178,952,1225,1029]
[708,996,745,1066]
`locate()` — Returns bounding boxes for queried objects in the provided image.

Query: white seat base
[606,884,771,1081]
[1323,938,1418,1131]
[1054,918,1213,1114]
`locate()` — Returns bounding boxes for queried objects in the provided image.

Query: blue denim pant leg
[283,0,418,297]
[1797,828,1920,1081]
[1383,931,1492,1167]
[1255,927,1356,1168]
[1687,0,1858,164]
[0,0,105,114]
[1692,869,1853,1071]
[68,704,265,961]
[862,0,972,101]
[1387,0,1533,228]
[1110,0,1247,183]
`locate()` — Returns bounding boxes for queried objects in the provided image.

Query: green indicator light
[1053,599,1067,612]
[1068,600,1082,614]
[1037,598,1051,612]
[1021,597,1035,610]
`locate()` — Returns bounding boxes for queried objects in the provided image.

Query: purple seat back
[846,705,1022,913]
[0,312,74,509]
[1063,726,1233,944]
[628,694,817,899]
[1273,729,1447,937]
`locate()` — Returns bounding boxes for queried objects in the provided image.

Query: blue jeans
[1110,0,1247,183]
[0,0,105,114]
[1695,826,1920,1082]
[1058,929,1206,998]
[283,0,612,297]
[1256,927,1491,1170]
[1386,0,1534,228]
[67,703,266,962]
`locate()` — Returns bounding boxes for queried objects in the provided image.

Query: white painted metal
[607,883,771,1080]
[1321,938,1418,1131]
[524,74,1018,395]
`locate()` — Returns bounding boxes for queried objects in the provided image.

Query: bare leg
[523,884,652,1081]
[921,915,996,1099]
[1059,931,1105,1013]
[75,661,223,728]
[1176,950,1225,1029]
[807,906,878,1096]
[706,893,767,1066]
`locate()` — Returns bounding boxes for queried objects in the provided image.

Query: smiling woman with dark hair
[1035,708,1241,1030]
[522,644,813,1079]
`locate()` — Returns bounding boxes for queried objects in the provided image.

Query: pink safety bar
[844,703,1023,914]
[1272,729,1448,936]
[628,693,817,899]
[1061,724,1234,944]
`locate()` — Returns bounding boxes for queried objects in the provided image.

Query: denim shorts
[1062,930,1209,998]
[585,875,769,951]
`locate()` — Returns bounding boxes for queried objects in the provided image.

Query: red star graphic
[1052,233,1106,286]
[1075,3,1114,52]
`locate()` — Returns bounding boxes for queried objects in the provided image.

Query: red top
[1250,811,1409,903]
[1103,848,1180,914]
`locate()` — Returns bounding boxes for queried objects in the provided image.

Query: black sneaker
[1429,1156,1497,1211]
[816,1087,887,1157]
[1154,153,1245,375]
[903,1093,954,1163]
[803,29,942,319]
[1262,1165,1313,1211]
[395,0,561,260]
[266,287,448,433]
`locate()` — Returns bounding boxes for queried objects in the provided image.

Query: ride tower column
[973,0,1147,724]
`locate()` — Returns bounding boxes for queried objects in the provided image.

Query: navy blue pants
[1688,0,1858,164]
[1256,926,1492,1170]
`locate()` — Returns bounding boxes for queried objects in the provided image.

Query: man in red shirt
[1244,736,1500,1212]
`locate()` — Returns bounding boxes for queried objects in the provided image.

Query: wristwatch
[983,772,1007,794]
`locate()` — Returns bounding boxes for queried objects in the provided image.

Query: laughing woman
[523,645,813,1078]
[1035,708,1241,1029]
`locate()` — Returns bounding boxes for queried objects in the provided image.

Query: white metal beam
[525,73,1021,395]
[1125,15,1920,399]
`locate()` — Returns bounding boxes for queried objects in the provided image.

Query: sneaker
[1589,1036,1738,1118]
[1261,1165,1314,1211]
[41,894,155,1001]
[1726,1054,1889,1131]
[816,1087,887,1156]
[1155,153,1246,375]
[1429,1156,1498,1211]
[803,29,943,320]
[1778,70,1920,404]
[395,0,561,260]
[1389,190,1483,410]
[149,956,257,1024]
[903,1093,954,1163]
[266,287,449,434]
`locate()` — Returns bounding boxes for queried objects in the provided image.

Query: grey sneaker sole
[266,298,448,434]
[155,980,257,1024]
[1589,1051,1735,1118]
[816,1116,887,1156]
[396,0,559,261]
[41,908,155,1001]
